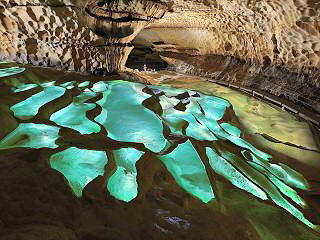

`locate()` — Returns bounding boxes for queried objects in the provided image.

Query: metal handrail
[144,68,320,116]
[249,83,319,112]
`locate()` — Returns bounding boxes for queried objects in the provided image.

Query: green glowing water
[161,140,214,203]
[11,86,65,120]
[50,147,108,197]
[0,66,25,77]
[206,148,268,200]
[0,70,316,229]
[107,148,144,202]
[13,83,38,92]
[0,123,60,149]
[94,81,168,153]
[50,102,101,134]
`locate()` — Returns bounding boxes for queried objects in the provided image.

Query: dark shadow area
[126,47,168,71]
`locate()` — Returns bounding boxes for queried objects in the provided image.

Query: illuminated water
[0,64,318,230]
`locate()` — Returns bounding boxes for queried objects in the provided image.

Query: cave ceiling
[1,0,320,111]
[137,0,320,70]
[0,0,167,72]
[1,0,320,71]
[132,0,320,113]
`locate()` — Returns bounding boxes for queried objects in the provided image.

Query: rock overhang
[77,0,167,39]
[130,0,320,113]
[138,0,320,70]
[1,0,320,113]
[0,0,167,72]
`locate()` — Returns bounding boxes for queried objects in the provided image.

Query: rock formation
[1,0,320,113]
[141,0,320,69]
[132,0,320,113]
[0,0,167,73]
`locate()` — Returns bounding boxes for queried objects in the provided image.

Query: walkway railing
[250,83,320,114]
[207,79,320,128]
[141,67,320,128]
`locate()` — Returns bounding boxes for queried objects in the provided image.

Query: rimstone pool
[0,63,319,239]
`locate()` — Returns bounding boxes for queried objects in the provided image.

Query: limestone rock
[130,0,320,113]
[0,0,167,73]
[142,0,320,71]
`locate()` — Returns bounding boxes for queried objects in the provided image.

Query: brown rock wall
[0,0,167,73]
[146,0,320,71]
[158,52,320,113]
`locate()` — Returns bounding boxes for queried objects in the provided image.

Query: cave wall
[157,52,320,113]
[143,0,320,72]
[130,0,320,113]
[2,0,320,111]
[2,0,320,76]
[0,0,167,73]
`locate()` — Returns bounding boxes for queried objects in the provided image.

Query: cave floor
[0,63,319,240]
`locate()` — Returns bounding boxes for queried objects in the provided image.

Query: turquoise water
[50,102,101,134]
[0,66,25,77]
[50,147,108,197]
[107,148,144,202]
[0,123,60,149]
[161,140,214,203]
[0,70,316,228]
[11,86,66,120]
[94,81,168,153]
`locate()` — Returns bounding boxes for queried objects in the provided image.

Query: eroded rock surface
[2,0,320,113]
[133,0,320,113]
[0,0,167,73]
[142,0,320,70]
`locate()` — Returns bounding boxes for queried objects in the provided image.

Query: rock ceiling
[0,0,167,72]
[1,0,320,71]
[134,0,320,113]
[139,0,320,70]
